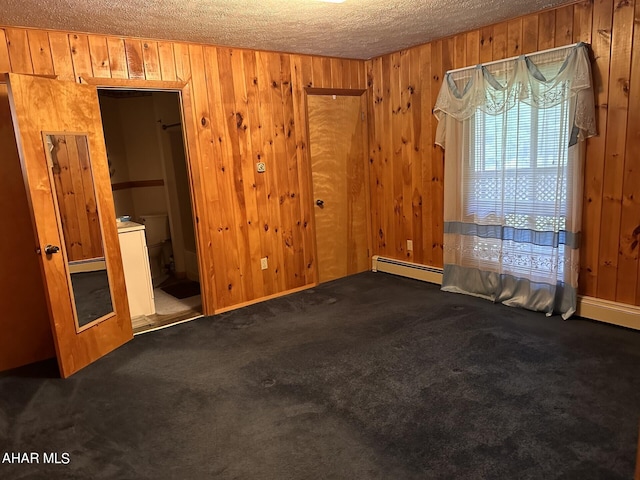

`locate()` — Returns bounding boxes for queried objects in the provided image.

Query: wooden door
[308,94,370,283]
[6,73,132,378]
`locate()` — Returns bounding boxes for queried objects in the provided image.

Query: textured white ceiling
[0,0,574,59]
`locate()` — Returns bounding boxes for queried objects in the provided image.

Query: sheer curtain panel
[433,43,596,319]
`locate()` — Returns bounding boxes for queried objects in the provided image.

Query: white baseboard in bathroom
[371,255,640,331]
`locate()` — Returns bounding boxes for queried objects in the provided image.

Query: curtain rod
[446,42,581,75]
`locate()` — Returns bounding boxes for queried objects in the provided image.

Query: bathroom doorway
[97,89,202,334]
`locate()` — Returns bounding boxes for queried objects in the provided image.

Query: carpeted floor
[1,272,639,479]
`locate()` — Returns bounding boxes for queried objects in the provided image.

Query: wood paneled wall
[0,27,365,312]
[2,0,639,314]
[365,0,640,306]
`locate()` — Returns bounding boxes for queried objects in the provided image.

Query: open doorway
[98,89,202,334]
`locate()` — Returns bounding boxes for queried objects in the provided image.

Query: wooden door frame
[303,87,373,284]
[80,77,216,315]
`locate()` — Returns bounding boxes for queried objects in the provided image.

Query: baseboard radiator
[371,255,640,331]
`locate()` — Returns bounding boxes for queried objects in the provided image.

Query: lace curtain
[433,43,596,319]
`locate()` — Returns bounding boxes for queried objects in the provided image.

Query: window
[463,97,571,278]
[435,43,595,318]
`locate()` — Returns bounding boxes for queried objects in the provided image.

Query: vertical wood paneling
[5,28,33,73]
[554,5,575,47]
[581,0,613,296]
[257,51,286,292]
[158,42,176,81]
[400,49,413,260]
[366,0,640,308]
[466,30,480,65]
[479,26,493,63]
[124,39,145,79]
[106,37,128,78]
[0,30,10,71]
[522,15,540,54]
[48,32,75,81]
[610,0,639,303]
[142,40,161,80]
[290,54,316,284]
[618,0,640,304]
[433,38,450,266]
[69,34,93,79]
[245,50,275,294]
[492,22,508,60]
[598,0,635,300]
[87,35,111,78]
[409,45,424,263]
[202,45,244,306]
[573,1,594,44]
[3,0,640,314]
[0,25,368,314]
[507,19,523,57]
[27,30,54,75]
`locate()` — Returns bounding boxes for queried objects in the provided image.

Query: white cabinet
[117,222,155,318]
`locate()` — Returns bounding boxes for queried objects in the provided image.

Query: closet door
[6,73,132,378]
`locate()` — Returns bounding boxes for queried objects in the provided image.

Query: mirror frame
[42,131,117,333]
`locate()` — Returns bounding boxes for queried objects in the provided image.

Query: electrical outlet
[261,257,268,270]
[256,162,266,173]
[407,240,413,251]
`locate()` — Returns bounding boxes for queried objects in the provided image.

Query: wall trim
[371,255,640,331]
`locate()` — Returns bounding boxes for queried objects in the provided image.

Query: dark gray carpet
[1,272,639,479]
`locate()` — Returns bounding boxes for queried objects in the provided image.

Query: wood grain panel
[492,22,508,60]
[507,19,523,57]
[3,0,640,319]
[308,94,368,282]
[106,37,128,78]
[69,34,93,79]
[142,41,161,80]
[124,39,145,79]
[598,0,634,301]
[0,30,10,71]
[522,15,539,54]
[49,32,75,81]
[580,0,613,296]
[538,10,557,49]
[290,55,316,285]
[366,0,640,308]
[27,30,54,75]
[0,83,54,372]
[5,28,33,73]
[158,42,176,81]
[573,1,593,44]
[617,0,640,304]
[554,5,575,47]
[87,35,111,78]
[0,26,367,318]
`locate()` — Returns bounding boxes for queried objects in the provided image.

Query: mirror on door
[44,133,115,331]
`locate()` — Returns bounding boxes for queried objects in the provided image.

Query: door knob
[44,244,61,255]
[316,199,324,208]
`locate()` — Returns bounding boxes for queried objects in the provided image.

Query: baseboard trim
[576,295,640,331]
[371,255,639,331]
[371,255,443,284]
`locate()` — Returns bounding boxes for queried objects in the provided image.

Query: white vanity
[117,221,156,318]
